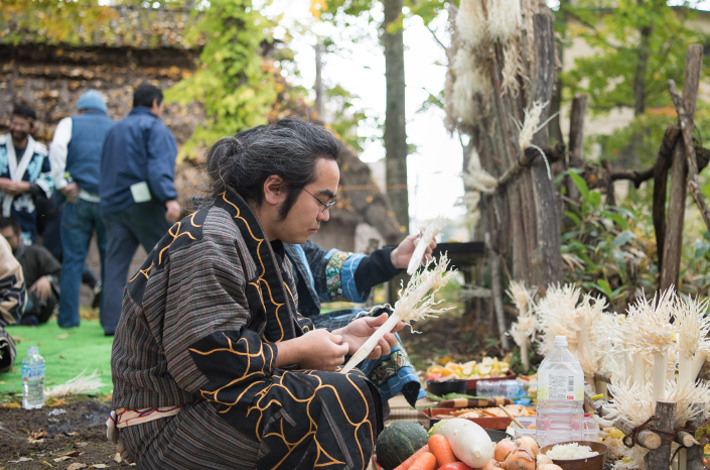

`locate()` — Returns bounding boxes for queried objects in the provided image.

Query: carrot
[428,433,458,466]
[409,451,437,470]
[394,445,430,470]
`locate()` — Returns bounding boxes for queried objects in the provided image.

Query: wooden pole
[660,45,703,292]
[567,94,588,203]
[486,233,510,350]
[645,401,676,470]
[685,402,706,470]
[667,79,710,233]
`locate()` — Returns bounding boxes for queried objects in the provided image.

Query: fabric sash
[214,190,303,342]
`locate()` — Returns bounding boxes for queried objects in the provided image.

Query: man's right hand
[275,329,349,371]
[165,200,181,222]
[60,183,80,203]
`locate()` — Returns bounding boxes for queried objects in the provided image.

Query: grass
[0,318,113,403]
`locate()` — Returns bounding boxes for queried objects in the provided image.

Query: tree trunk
[660,45,703,292]
[383,0,408,234]
[314,41,324,119]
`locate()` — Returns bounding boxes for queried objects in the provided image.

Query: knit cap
[76,89,107,112]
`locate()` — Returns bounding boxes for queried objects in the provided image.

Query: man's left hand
[30,276,52,301]
[390,233,437,270]
[335,313,404,359]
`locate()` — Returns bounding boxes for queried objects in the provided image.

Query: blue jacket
[99,107,177,216]
[68,109,115,195]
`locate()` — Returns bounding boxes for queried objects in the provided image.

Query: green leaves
[166,0,278,161]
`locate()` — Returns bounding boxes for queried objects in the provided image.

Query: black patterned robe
[111,190,382,469]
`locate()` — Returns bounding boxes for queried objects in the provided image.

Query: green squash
[375,420,429,470]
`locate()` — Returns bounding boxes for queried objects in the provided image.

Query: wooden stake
[686,402,706,470]
[644,401,676,469]
[667,78,710,234]
[660,45,703,292]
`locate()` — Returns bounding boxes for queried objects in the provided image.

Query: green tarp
[0,320,113,397]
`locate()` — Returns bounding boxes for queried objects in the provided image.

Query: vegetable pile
[426,358,511,381]
[378,419,563,470]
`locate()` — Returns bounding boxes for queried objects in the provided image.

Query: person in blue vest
[0,105,54,245]
[99,83,181,336]
[49,90,115,329]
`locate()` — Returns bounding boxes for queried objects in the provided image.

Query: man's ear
[263,175,286,206]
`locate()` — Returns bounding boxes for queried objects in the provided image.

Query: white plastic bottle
[22,346,45,410]
[536,335,584,447]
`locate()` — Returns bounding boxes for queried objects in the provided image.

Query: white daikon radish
[438,418,494,468]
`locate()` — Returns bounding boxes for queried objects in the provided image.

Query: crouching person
[108,119,402,469]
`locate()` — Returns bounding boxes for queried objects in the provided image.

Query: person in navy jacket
[99,84,181,336]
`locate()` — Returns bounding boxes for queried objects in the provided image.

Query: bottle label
[22,364,45,382]
[540,373,582,400]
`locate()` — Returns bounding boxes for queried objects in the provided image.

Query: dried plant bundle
[407,216,446,275]
[674,294,710,385]
[456,0,487,48]
[46,370,104,397]
[534,283,582,357]
[516,100,548,150]
[501,42,521,97]
[341,254,457,374]
[486,0,522,42]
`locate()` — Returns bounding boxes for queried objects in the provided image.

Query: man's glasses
[303,188,336,213]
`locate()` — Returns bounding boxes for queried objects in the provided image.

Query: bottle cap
[554,335,568,347]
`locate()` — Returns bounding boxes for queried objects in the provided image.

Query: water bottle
[21,346,45,410]
[536,335,584,447]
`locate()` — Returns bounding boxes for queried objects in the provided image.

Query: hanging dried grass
[516,100,548,150]
[501,42,521,97]
[486,0,522,42]
[456,0,487,48]
[451,48,490,127]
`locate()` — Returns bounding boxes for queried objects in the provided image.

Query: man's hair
[0,217,21,235]
[12,105,36,121]
[205,118,341,220]
[133,83,163,108]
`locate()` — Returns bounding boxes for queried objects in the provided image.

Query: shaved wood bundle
[341,254,457,374]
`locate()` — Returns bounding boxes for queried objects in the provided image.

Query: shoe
[91,281,102,309]
[18,315,39,326]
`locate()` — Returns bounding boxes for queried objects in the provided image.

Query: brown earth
[0,398,125,469]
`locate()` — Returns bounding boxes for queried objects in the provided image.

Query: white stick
[652,349,667,405]
[521,337,529,372]
[340,313,403,374]
[633,351,645,387]
[691,350,708,381]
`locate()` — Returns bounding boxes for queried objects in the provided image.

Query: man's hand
[0,178,30,196]
[165,200,181,223]
[30,276,52,301]
[335,314,404,360]
[60,182,80,203]
[276,329,349,371]
[390,233,437,270]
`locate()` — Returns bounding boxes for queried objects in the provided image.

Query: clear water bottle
[536,335,584,447]
[21,346,45,410]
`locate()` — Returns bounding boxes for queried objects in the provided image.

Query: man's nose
[317,209,330,222]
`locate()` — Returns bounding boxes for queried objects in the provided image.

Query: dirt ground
[0,398,126,469]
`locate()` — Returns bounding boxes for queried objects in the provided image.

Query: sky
[260,1,468,233]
